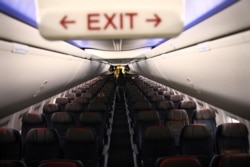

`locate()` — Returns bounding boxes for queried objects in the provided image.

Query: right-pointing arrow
[146,14,162,27]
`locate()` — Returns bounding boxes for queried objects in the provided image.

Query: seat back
[135,110,160,152]
[141,125,176,167]
[43,103,59,122]
[79,112,106,154]
[170,95,183,108]
[38,159,83,167]
[215,123,249,154]
[192,108,216,139]
[0,128,22,160]
[75,96,89,111]
[179,100,197,123]
[180,124,214,167]
[155,156,202,167]
[64,128,99,167]
[50,112,74,144]
[21,112,47,140]
[24,128,60,167]
[210,154,250,167]
[156,101,174,123]
[165,109,189,145]
[0,160,26,167]
[65,102,83,125]
[55,97,69,111]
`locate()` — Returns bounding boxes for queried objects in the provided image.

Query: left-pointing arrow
[60,15,76,29]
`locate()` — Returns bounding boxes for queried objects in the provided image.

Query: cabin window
[227,116,239,123]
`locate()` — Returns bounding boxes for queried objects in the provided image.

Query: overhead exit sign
[36,0,184,40]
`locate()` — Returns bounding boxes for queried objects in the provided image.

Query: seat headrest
[181,125,211,139]
[50,112,73,123]
[137,111,159,122]
[80,112,102,123]
[81,92,93,99]
[166,109,188,121]
[25,128,58,144]
[162,90,171,96]
[38,160,83,167]
[159,156,202,167]
[180,101,196,109]
[132,101,152,111]
[22,112,44,124]
[218,154,250,167]
[219,123,249,138]
[170,95,183,102]
[43,103,59,113]
[75,97,88,104]
[0,160,26,167]
[157,101,174,110]
[194,108,216,120]
[65,103,82,112]
[55,98,69,105]
[151,95,165,102]
[88,103,107,112]
[0,128,19,143]
[65,128,96,142]
[144,125,173,141]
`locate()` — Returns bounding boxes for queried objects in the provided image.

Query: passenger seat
[180,124,214,167]
[155,156,202,167]
[64,127,99,167]
[215,123,249,154]
[24,128,61,167]
[164,109,189,146]
[0,128,22,160]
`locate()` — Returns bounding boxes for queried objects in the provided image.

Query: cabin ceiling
[0,0,239,64]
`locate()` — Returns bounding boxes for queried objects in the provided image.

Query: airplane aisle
[107,83,134,167]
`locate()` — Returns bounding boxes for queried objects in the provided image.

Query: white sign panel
[36,0,184,40]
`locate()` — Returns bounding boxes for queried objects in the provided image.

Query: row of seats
[1,154,250,167]
[123,75,249,167]
[0,127,101,167]
[2,76,117,167]
[0,159,83,167]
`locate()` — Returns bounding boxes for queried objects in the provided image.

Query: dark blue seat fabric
[156,101,174,124]
[0,160,26,167]
[180,124,214,167]
[164,109,189,146]
[75,96,89,111]
[215,123,249,154]
[141,125,176,167]
[150,95,165,109]
[50,112,74,144]
[21,112,47,141]
[42,103,60,123]
[0,128,22,160]
[192,108,216,141]
[134,110,160,153]
[65,102,83,126]
[55,97,69,111]
[38,159,83,167]
[129,101,152,125]
[24,128,61,167]
[210,154,250,167]
[155,156,202,167]
[64,128,99,167]
[79,111,107,154]
[179,100,197,123]
[170,95,183,109]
